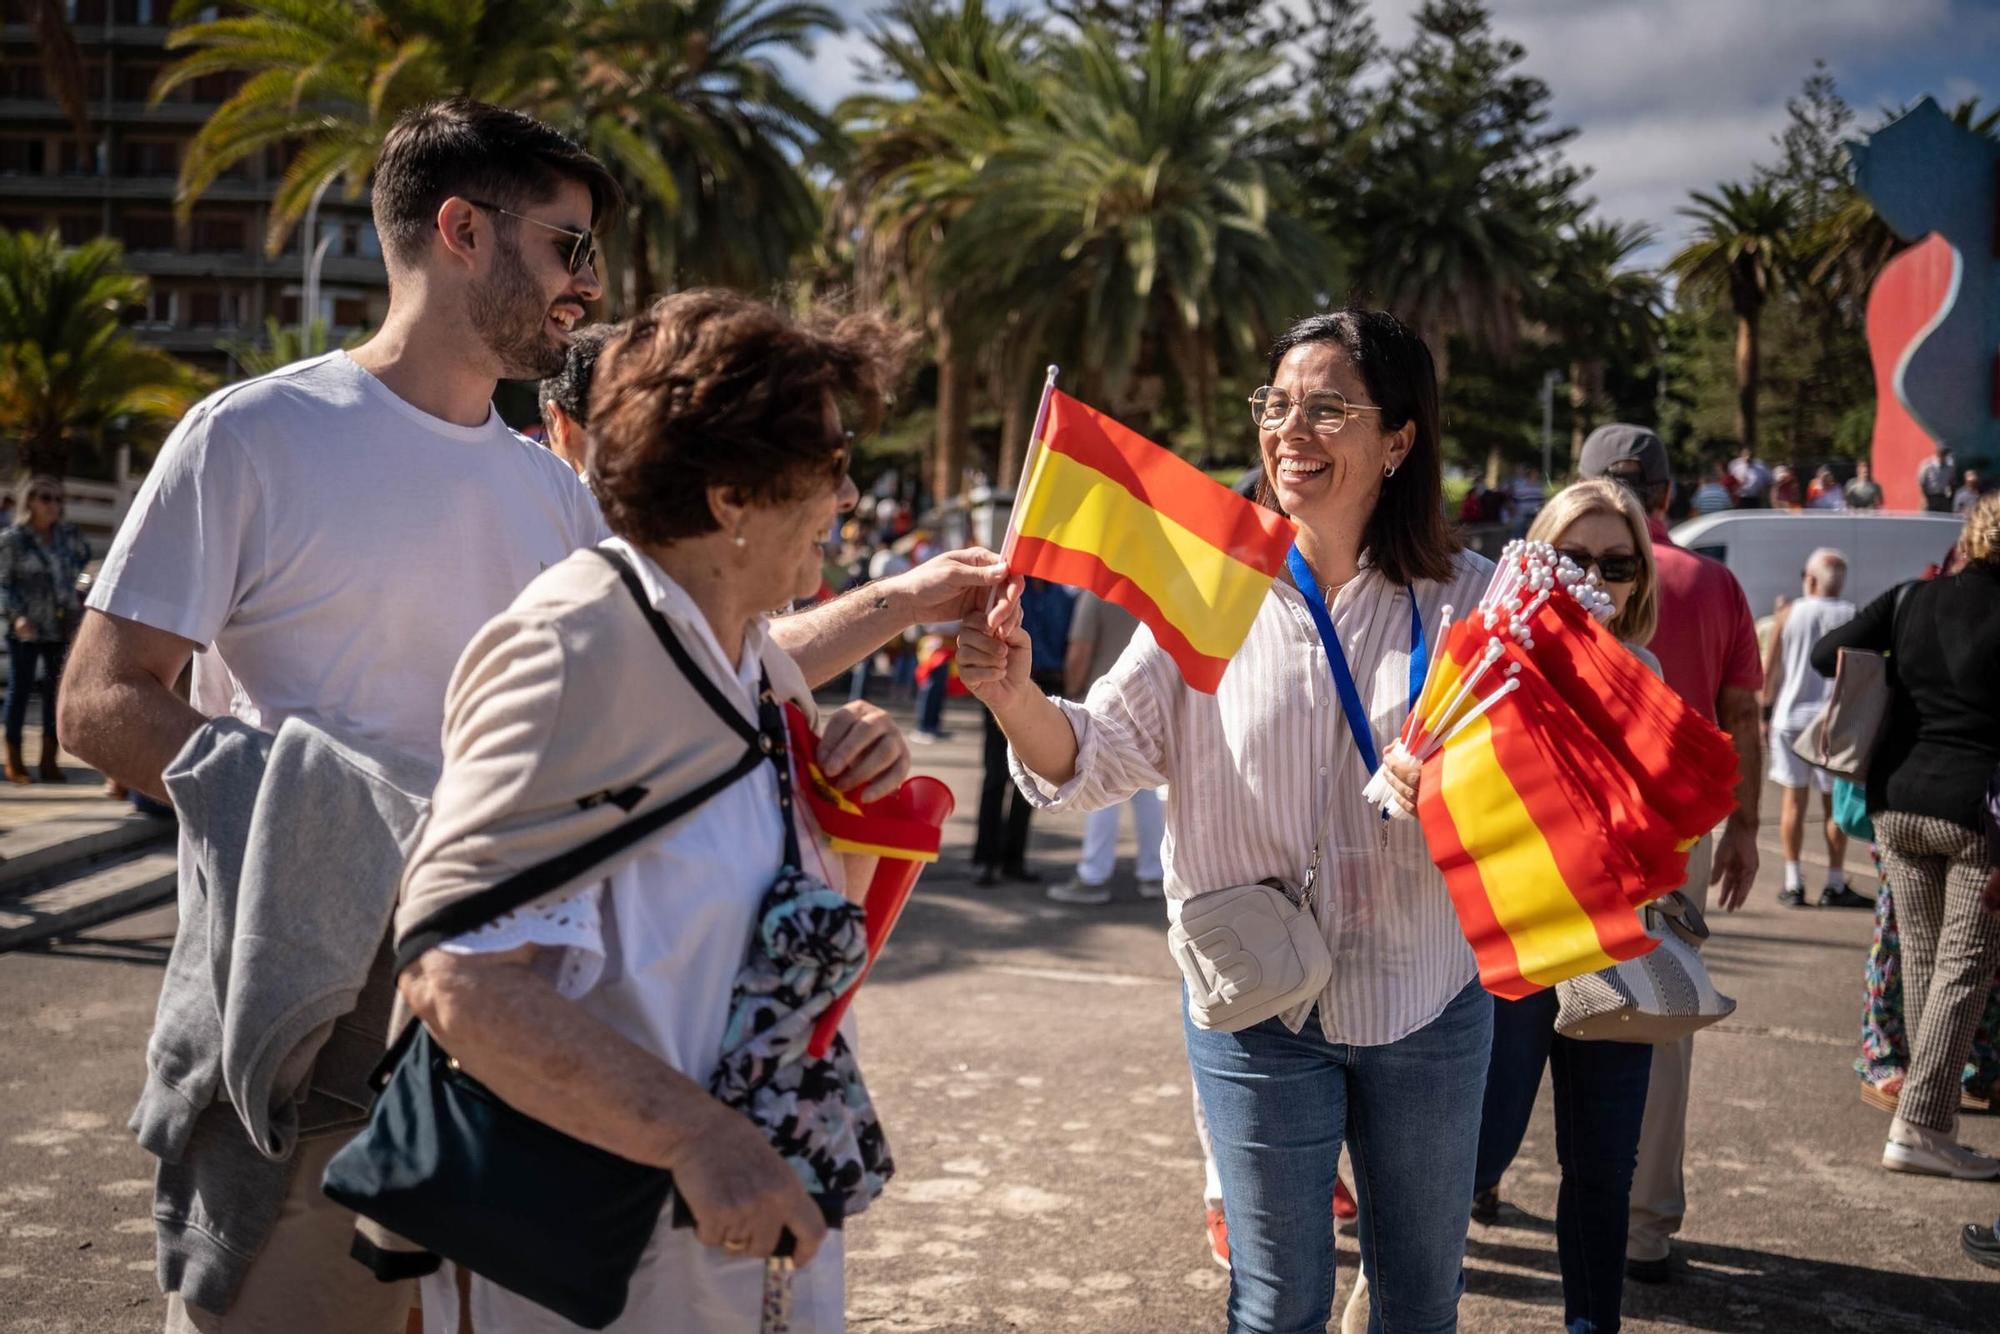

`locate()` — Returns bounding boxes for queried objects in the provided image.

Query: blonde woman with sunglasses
[1471,478,1659,1334]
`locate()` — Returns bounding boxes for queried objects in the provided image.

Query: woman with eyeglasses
[959,310,1493,1334]
[1467,479,1662,1334]
[0,475,90,784]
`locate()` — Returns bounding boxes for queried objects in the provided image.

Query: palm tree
[1347,134,1557,384]
[553,0,841,302]
[1668,180,1797,455]
[940,23,1330,470]
[0,231,206,477]
[838,0,1044,501]
[1545,220,1660,456]
[155,0,576,254]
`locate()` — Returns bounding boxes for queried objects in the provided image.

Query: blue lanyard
[1286,545,1427,780]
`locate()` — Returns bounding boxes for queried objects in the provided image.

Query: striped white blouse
[1013,549,1494,1047]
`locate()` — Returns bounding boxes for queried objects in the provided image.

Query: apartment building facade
[1,0,388,374]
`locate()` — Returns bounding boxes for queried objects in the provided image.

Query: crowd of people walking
[42,92,2000,1334]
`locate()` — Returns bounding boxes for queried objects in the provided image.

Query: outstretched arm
[771,548,1008,687]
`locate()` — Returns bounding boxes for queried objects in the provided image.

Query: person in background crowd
[1844,459,1884,510]
[1577,423,1762,1286]
[1729,446,1772,508]
[963,311,1494,1334]
[972,576,1071,887]
[1919,445,1956,513]
[395,289,911,1333]
[60,97,623,1334]
[1508,463,1547,529]
[1956,770,2000,1269]
[1808,465,1844,510]
[1474,478,1663,1334]
[0,493,16,530]
[1954,468,1983,515]
[1691,463,1734,516]
[1771,464,1801,510]
[1812,494,2000,1179]
[1045,590,1163,905]
[1760,549,1864,908]
[535,321,618,474]
[0,475,90,783]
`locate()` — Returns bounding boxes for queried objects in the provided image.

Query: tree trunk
[1734,306,1760,453]
[931,320,972,505]
[628,208,655,315]
[1568,357,1603,459]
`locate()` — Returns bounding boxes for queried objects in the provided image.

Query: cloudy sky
[772,0,2000,265]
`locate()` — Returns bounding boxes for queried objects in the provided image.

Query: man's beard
[469,234,565,380]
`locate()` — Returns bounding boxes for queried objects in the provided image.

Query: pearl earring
[732,533,748,548]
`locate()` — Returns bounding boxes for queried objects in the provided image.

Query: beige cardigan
[393,546,819,969]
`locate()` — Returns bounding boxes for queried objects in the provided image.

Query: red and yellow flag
[1417,649,1657,999]
[1006,391,1295,692]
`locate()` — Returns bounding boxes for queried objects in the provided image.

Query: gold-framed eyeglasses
[1248,387,1384,434]
[462,198,598,277]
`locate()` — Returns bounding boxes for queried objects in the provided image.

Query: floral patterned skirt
[1856,851,2000,1094]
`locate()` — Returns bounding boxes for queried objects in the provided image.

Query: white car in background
[1669,510,1964,620]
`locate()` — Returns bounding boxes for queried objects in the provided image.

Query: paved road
[3,697,1996,1332]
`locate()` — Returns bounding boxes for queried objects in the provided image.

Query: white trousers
[1075,788,1165,886]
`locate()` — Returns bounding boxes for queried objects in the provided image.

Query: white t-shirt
[90,351,608,768]
[425,539,847,1334]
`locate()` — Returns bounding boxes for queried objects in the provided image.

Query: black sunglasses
[1557,546,1640,584]
[463,198,597,277]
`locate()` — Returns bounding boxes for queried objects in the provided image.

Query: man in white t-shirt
[1759,548,1862,908]
[61,99,623,1334]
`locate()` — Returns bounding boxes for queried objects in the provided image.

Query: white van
[1667,511,1964,617]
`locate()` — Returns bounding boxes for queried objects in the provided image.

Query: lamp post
[300,174,335,345]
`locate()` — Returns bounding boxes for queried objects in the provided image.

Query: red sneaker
[1205,1205,1230,1269]
[1333,1179,1358,1222]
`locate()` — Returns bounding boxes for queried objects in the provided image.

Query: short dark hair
[538,323,619,428]
[371,98,621,269]
[1256,310,1460,586]
[589,290,913,546]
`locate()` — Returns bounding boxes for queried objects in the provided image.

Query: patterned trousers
[1873,811,2000,1133]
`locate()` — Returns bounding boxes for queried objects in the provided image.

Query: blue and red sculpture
[1849,97,1999,508]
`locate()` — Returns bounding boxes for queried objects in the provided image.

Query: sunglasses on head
[462,198,597,277]
[1556,547,1639,584]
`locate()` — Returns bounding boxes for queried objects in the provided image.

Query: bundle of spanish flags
[1003,385,1295,692]
[1364,543,1741,998]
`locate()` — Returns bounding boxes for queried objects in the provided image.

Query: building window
[117,61,162,102]
[57,138,104,176]
[189,72,237,103]
[189,213,246,252]
[57,213,99,244]
[138,287,177,328]
[119,138,179,176]
[0,136,47,175]
[332,296,369,328]
[356,223,381,260]
[120,212,176,251]
[0,212,40,234]
[1,62,48,100]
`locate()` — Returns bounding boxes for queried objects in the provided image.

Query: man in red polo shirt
[1578,424,1763,1285]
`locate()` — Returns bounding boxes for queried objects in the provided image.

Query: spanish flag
[1418,645,1658,998]
[1006,390,1295,692]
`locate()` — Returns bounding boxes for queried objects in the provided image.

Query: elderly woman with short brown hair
[394,290,912,1332]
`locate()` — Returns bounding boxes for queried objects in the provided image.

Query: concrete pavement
[2,696,1995,1331]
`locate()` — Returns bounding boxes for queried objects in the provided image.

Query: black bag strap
[394,546,794,973]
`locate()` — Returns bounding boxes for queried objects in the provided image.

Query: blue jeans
[5,637,63,746]
[1474,989,1653,1334]
[1186,976,1493,1334]
[915,669,948,735]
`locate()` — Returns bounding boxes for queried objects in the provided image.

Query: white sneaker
[1339,1272,1370,1334]
[1137,878,1164,898]
[1045,877,1112,905]
[1883,1120,2000,1179]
